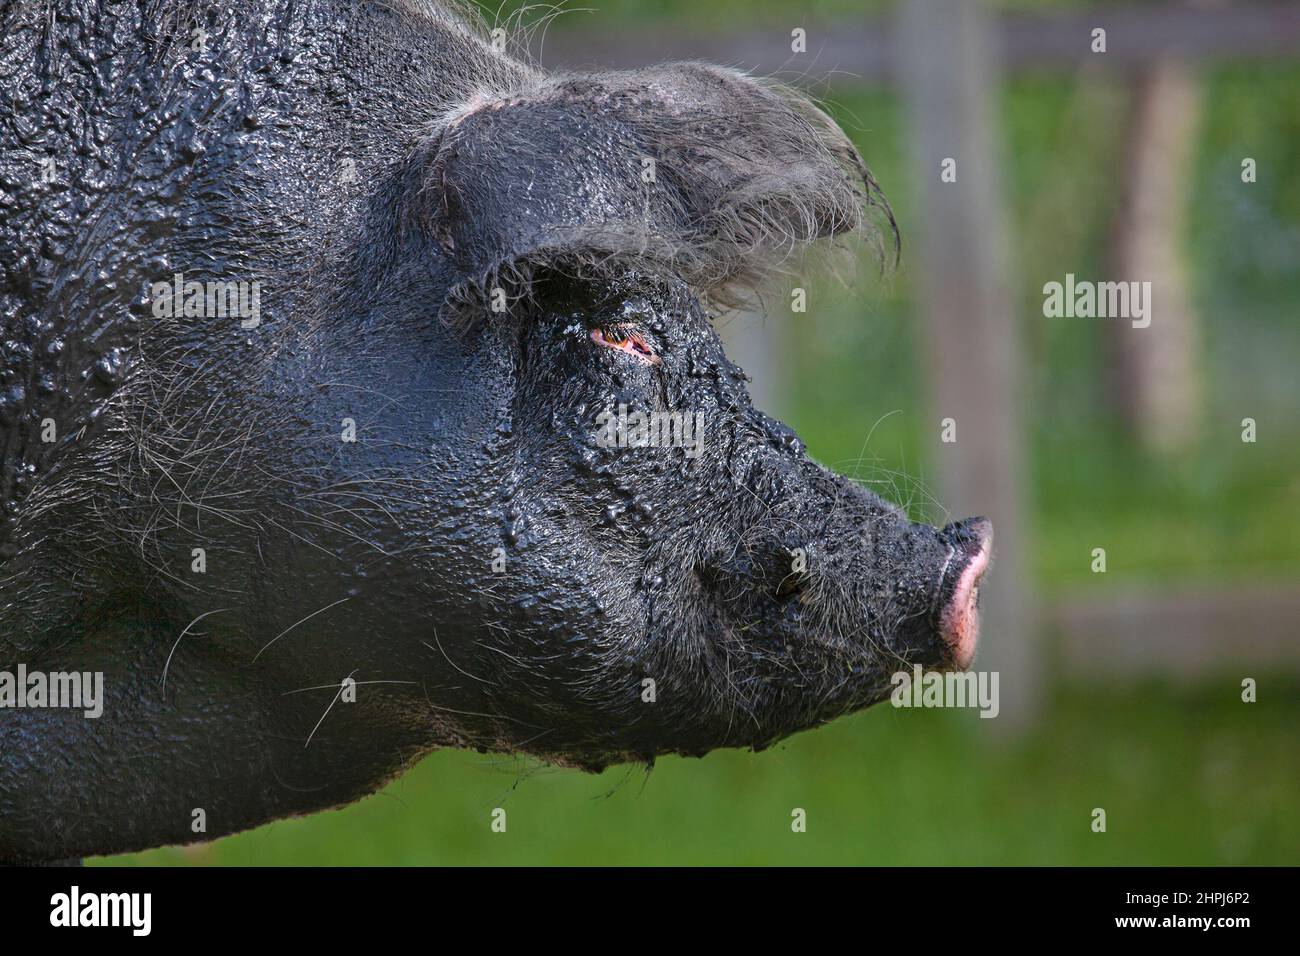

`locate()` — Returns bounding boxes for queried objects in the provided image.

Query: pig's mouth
[935,518,993,669]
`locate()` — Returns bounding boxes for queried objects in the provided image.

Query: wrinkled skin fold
[0,0,990,862]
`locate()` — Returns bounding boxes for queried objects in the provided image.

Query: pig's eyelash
[589,323,661,366]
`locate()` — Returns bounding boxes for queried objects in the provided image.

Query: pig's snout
[937,517,993,669]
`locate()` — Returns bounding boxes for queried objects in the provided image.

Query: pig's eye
[590,324,661,366]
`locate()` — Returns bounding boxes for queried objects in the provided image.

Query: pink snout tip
[939,519,993,669]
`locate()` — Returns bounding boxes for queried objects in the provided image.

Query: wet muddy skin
[0,0,989,861]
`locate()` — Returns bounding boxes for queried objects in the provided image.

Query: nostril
[942,516,993,558]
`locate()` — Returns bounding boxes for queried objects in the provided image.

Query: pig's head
[345,60,995,768]
[0,0,990,857]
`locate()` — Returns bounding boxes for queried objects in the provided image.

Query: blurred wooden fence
[540,2,1300,78]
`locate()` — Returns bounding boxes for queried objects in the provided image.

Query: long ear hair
[398,62,897,323]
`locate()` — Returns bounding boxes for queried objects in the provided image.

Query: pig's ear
[403,62,897,317]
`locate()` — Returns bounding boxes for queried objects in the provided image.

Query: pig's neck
[0,0,528,595]
[0,604,434,862]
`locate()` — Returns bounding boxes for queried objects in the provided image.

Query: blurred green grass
[102,682,1299,865]
[102,18,1300,866]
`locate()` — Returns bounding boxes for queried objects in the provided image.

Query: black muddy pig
[0,0,993,862]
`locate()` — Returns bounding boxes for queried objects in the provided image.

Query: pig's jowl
[0,0,992,861]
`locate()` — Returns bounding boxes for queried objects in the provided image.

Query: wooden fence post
[898,0,1039,729]
[1108,60,1204,454]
